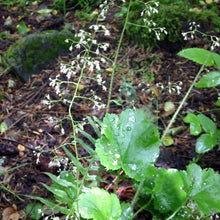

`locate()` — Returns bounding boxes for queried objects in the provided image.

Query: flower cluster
[182,22,200,40]
[182,22,220,51]
[90,89,106,110]
[156,81,183,95]
[140,0,167,40]
[47,17,110,110]
[60,25,110,81]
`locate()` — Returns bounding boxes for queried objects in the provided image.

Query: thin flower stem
[113,170,122,194]
[131,179,144,207]
[106,0,132,113]
[161,55,211,141]
[68,32,98,209]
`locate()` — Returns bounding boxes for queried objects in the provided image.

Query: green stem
[113,170,121,194]
[106,0,132,113]
[131,195,153,219]
[161,59,209,141]
[131,179,144,207]
[68,38,97,205]
[166,201,187,220]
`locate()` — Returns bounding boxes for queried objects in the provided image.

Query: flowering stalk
[106,0,132,113]
[161,55,211,141]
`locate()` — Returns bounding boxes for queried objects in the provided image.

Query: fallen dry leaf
[2,207,20,220]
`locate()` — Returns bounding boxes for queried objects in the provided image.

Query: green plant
[16,21,30,35]
[0,163,28,201]
[53,0,103,15]
[184,113,220,153]
[26,1,220,219]
[30,109,220,219]
[176,47,220,154]
[118,0,220,49]
[178,47,220,105]
[25,203,44,220]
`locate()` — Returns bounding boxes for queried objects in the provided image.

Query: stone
[2,30,75,81]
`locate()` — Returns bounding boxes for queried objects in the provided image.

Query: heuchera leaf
[183,113,201,136]
[77,188,121,220]
[197,114,217,134]
[119,203,133,220]
[195,133,217,154]
[211,52,220,70]
[186,163,220,215]
[153,168,187,214]
[215,99,220,106]
[95,109,160,181]
[196,71,220,88]
[178,48,215,66]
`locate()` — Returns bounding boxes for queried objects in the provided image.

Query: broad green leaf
[196,133,217,153]
[139,166,157,195]
[95,109,160,181]
[186,163,220,215]
[215,99,220,106]
[77,188,121,220]
[197,114,217,134]
[196,71,220,88]
[119,203,133,220]
[153,168,187,213]
[212,52,220,70]
[26,203,44,220]
[214,130,220,142]
[178,48,214,66]
[183,113,201,136]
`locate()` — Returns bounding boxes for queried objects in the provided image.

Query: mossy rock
[2,30,76,81]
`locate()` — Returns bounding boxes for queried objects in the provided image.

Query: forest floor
[0,1,220,219]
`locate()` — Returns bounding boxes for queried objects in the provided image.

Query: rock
[2,30,75,81]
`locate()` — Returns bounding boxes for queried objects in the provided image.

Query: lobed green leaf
[186,164,220,215]
[95,109,160,181]
[153,168,187,214]
[77,187,121,220]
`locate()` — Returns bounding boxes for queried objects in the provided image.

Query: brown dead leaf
[2,207,20,220]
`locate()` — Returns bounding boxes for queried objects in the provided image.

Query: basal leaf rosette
[95,109,160,181]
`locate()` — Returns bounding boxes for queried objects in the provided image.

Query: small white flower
[113,160,118,166]
[75,43,81,49]
[100,57,106,63]
[104,29,110,36]
[95,48,100,55]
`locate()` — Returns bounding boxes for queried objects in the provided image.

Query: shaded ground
[0,1,220,219]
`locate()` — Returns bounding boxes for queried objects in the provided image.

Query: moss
[3,30,76,81]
